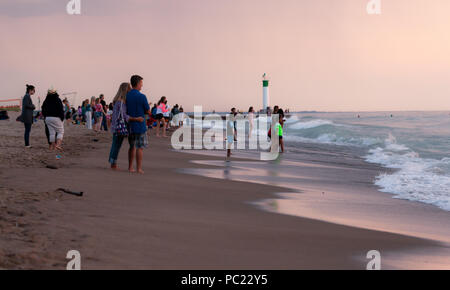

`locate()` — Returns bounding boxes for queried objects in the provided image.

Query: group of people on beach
[226,105,285,157]
[62,94,119,132]
[19,76,285,173]
[18,75,187,173]
[20,85,65,150]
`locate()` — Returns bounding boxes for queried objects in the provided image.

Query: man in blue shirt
[126,75,150,174]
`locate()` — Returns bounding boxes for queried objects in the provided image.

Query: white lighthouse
[262,73,270,112]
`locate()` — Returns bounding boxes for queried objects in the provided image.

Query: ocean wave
[280,113,450,211]
[384,133,409,151]
[284,115,299,124]
[288,119,334,130]
[284,133,381,147]
[365,138,450,211]
[286,127,450,211]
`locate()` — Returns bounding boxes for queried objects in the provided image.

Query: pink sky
[1,0,450,112]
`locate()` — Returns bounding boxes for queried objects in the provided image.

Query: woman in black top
[21,85,36,147]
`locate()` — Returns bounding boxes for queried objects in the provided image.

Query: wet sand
[0,112,446,269]
[180,146,450,269]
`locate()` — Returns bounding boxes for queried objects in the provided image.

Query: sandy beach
[0,112,448,269]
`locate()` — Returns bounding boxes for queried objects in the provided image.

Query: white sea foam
[288,119,333,130]
[365,139,450,211]
[281,113,450,211]
[285,133,381,147]
[284,115,299,124]
[184,117,213,129]
[384,133,409,151]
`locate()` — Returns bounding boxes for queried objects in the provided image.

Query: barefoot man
[126,75,150,174]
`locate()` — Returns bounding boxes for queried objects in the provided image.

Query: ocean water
[283,111,450,211]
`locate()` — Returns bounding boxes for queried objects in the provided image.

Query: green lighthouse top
[263,80,269,87]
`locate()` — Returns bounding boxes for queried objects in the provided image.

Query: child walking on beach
[178,107,185,127]
[94,98,105,132]
[155,96,168,137]
[226,108,237,158]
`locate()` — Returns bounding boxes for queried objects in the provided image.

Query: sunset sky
[1,0,450,112]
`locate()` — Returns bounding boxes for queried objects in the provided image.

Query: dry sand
[0,112,445,269]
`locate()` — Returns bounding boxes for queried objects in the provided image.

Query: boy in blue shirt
[126,75,150,174]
